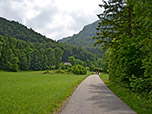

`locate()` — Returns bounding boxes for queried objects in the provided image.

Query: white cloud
[0,0,102,40]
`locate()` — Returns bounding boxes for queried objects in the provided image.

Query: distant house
[64,62,72,66]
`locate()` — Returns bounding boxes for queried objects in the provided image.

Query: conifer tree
[94,0,126,50]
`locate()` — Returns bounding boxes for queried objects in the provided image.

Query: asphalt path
[60,75,136,114]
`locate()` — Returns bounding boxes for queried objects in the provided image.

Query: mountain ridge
[59,20,104,57]
[59,20,99,47]
[0,17,55,43]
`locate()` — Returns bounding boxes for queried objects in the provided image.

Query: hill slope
[59,20,104,57]
[0,17,55,43]
[0,17,96,65]
[59,20,99,47]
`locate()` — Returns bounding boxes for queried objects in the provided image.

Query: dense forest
[59,20,104,57]
[0,17,101,72]
[94,0,152,99]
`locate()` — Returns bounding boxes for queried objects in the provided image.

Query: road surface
[60,75,136,114]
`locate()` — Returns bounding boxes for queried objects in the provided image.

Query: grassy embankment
[99,73,152,114]
[0,71,89,114]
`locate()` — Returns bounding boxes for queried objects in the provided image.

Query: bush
[72,65,87,75]
[44,69,49,74]
[67,68,72,72]
[59,63,66,70]
[11,64,18,72]
[59,63,71,70]
[89,64,95,71]
[55,69,65,74]
[96,68,104,73]
[50,66,56,70]
[130,77,152,97]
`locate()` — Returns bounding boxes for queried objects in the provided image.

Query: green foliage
[54,47,63,69]
[46,48,55,67]
[11,57,19,72]
[59,63,66,70]
[100,50,109,72]
[67,68,73,72]
[0,41,2,57]
[0,36,58,71]
[141,38,152,78]
[94,0,127,50]
[89,63,96,71]
[50,66,56,70]
[95,0,152,98]
[68,56,86,66]
[59,63,71,70]
[55,69,65,74]
[94,68,104,73]
[130,77,152,97]
[0,17,55,43]
[72,65,87,75]
[108,37,145,83]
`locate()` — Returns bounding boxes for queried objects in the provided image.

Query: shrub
[44,69,49,74]
[67,68,72,72]
[59,63,71,70]
[94,68,104,72]
[55,69,65,74]
[72,65,87,75]
[130,77,152,97]
[50,66,56,70]
[11,64,18,72]
[59,63,66,70]
[89,64,95,71]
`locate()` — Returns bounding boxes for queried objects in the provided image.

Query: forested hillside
[59,20,104,57]
[0,17,54,43]
[0,17,98,71]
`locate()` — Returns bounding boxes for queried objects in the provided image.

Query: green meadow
[0,71,87,114]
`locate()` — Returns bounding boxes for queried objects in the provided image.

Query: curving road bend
[60,75,136,114]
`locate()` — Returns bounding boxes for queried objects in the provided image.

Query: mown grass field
[0,71,88,114]
[99,73,152,114]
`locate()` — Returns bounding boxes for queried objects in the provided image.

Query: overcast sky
[0,0,103,40]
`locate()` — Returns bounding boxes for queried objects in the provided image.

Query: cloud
[26,6,58,28]
[0,0,25,22]
[0,0,102,40]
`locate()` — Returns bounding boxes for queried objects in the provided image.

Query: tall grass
[0,71,87,114]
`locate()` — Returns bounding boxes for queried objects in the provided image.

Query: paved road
[60,75,136,114]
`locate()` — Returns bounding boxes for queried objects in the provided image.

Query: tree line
[0,36,63,71]
[94,0,152,98]
[0,35,103,72]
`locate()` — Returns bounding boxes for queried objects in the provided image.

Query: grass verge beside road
[0,71,88,114]
[99,73,152,114]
